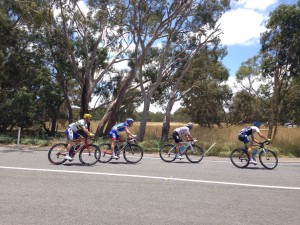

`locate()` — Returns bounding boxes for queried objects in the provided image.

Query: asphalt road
[0,145,300,225]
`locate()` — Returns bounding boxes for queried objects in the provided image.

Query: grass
[1,122,299,157]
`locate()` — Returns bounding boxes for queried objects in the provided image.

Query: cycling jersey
[65,119,88,140]
[109,122,130,140]
[174,126,190,136]
[239,126,259,136]
[68,119,87,132]
[238,126,260,144]
[111,122,130,133]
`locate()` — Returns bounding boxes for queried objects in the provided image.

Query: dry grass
[70,121,300,157]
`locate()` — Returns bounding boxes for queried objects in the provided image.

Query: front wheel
[98,144,113,163]
[124,144,143,163]
[79,144,101,166]
[48,143,68,165]
[186,145,204,163]
[159,144,176,162]
[230,148,250,168]
[259,149,278,169]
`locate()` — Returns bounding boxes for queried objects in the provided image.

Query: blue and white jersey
[111,122,129,133]
[239,126,259,136]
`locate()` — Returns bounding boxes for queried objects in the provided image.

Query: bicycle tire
[259,149,278,169]
[186,144,204,163]
[98,143,113,163]
[230,148,250,168]
[159,144,176,162]
[123,144,144,163]
[79,144,101,166]
[48,143,68,165]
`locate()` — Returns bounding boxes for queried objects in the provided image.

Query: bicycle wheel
[98,143,112,163]
[259,149,278,169]
[79,144,101,166]
[230,148,250,168]
[48,143,68,165]
[186,145,204,163]
[123,144,144,163]
[159,144,176,162]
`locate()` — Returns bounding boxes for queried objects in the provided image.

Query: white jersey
[174,126,190,137]
[68,119,87,132]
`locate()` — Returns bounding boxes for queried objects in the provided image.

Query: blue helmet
[253,121,261,127]
[126,118,134,124]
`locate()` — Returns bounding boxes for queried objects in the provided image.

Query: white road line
[0,166,299,190]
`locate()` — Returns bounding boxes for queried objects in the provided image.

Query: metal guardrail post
[17,127,21,145]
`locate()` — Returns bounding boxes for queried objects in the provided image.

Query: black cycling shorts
[173,131,182,143]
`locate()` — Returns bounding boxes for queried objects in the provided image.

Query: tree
[260,1,300,139]
[132,0,230,141]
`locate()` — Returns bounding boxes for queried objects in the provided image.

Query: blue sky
[220,0,298,78]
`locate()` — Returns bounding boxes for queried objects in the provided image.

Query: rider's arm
[187,133,193,141]
[251,134,260,144]
[82,127,94,136]
[257,131,269,141]
[125,126,134,138]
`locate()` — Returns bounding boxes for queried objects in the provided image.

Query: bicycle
[230,140,278,169]
[48,137,101,166]
[159,139,204,163]
[98,138,143,163]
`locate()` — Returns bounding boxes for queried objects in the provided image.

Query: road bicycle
[98,138,143,163]
[230,140,278,169]
[159,139,204,163]
[48,137,101,166]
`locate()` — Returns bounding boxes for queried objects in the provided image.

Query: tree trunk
[161,97,175,141]
[137,98,151,142]
[96,68,137,137]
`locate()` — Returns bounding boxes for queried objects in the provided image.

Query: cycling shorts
[65,127,81,140]
[173,131,183,143]
[109,130,120,140]
[238,133,250,145]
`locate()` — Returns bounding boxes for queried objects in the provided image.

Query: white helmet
[186,122,193,128]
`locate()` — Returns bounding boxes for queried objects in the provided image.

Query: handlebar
[254,140,271,148]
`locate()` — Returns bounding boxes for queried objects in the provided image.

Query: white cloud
[236,0,277,10]
[219,0,278,46]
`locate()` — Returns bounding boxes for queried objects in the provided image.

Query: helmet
[186,122,193,128]
[83,113,92,119]
[126,118,134,124]
[253,121,261,127]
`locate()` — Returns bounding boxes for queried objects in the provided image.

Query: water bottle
[179,146,185,153]
[252,149,258,156]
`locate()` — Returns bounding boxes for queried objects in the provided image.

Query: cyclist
[238,121,271,165]
[109,118,136,159]
[173,122,194,159]
[65,113,95,160]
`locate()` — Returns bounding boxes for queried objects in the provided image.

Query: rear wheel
[79,144,101,166]
[259,149,278,169]
[48,143,68,165]
[124,144,143,163]
[159,144,176,162]
[98,144,112,163]
[186,145,204,163]
[230,148,249,168]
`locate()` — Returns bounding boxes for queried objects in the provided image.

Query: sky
[220,0,298,91]
[146,0,298,112]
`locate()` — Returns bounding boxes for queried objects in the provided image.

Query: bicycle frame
[70,138,90,157]
[178,140,196,155]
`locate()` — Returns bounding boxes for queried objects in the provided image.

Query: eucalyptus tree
[131,0,230,141]
[260,1,300,139]
[0,0,63,134]
[181,47,231,128]
[39,0,135,119]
